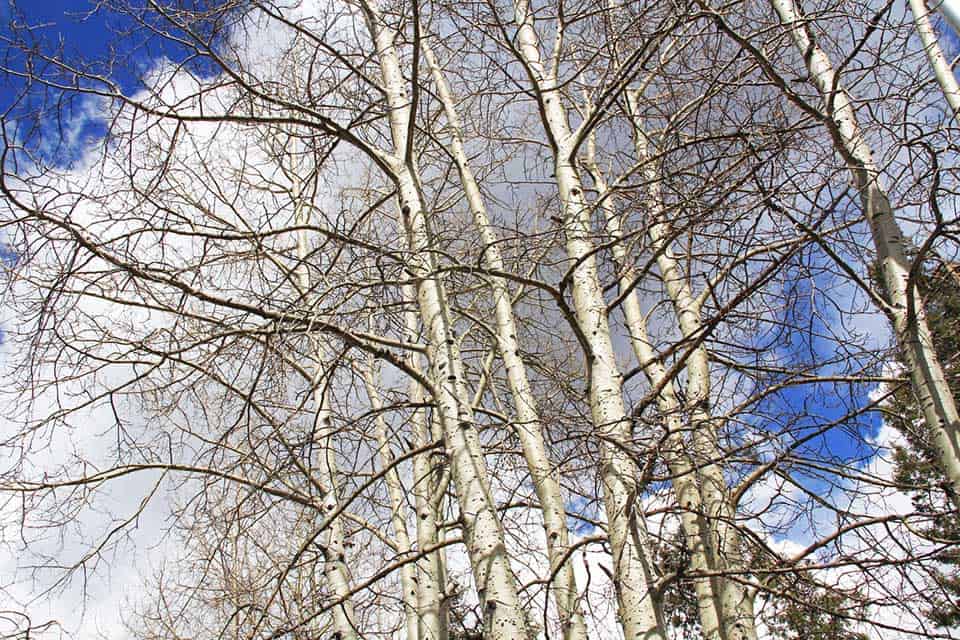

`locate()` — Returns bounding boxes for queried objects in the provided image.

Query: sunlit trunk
[773,0,960,510]
[627,93,758,640]
[404,285,450,640]
[585,115,756,640]
[364,6,531,637]
[422,41,588,640]
[361,360,420,640]
[292,172,358,640]
[908,0,960,123]
[584,149,723,640]
[510,3,666,638]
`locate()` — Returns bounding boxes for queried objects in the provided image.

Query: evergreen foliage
[888,260,960,627]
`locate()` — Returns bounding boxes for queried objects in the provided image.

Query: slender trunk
[585,149,725,640]
[395,165,529,640]
[623,94,758,640]
[404,286,450,640]
[772,0,960,511]
[908,0,960,123]
[361,361,420,640]
[555,129,664,640]
[291,173,359,640]
[411,402,450,640]
[366,9,530,638]
[656,279,757,640]
[311,389,359,640]
[423,42,588,640]
[586,124,756,640]
[511,3,665,638]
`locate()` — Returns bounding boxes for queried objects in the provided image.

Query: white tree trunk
[933,0,960,34]
[510,3,665,638]
[290,171,359,640]
[361,361,420,640]
[773,0,960,509]
[365,8,531,638]
[423,42,588,640]
[629,126,758,640]
[585,155,722,640]
[393,169,529,640]
[311,388,360,640]
[586,123,757,640]
[554,134,664,640]
[404,287,450,640]
[908,0,960,123]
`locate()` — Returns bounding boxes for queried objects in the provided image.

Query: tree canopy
[0,1,958,639]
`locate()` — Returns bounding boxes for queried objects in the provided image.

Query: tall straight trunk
[404,285,450,640]
[291,175,358,640]
[361,361,420,640]
[422,42,588,640]
[584,147,723,640]
[624,93,758,640]
[364,7,530,638]
[908,0,960,123]
[311,389,359,640]
[772,0,960,510]
[585,123,756,640]
[510,3,665,638]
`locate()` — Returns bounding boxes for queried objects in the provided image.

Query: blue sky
[0,0,934,478]
[0,4,956,638]
[0,1,136,164]
[0,1,226,165]
[767,235,887,455]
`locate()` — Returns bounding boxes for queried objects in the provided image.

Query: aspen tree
[359,3,531,637]
[908,0,960,123]
[290,160,359,640]
[580,87,758,638]
[422,40,588,640]
[361,359,420,640]
[509,1,666,637]
[769,0,960,510]
[5,2,960,639]
[404,283,451,640]
[626,92,758,640]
